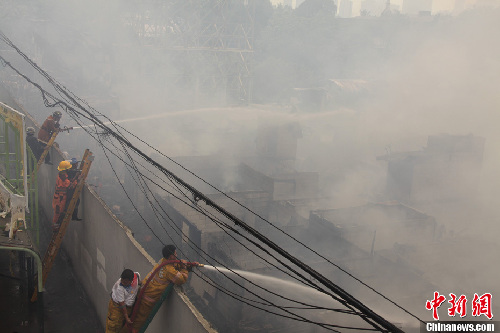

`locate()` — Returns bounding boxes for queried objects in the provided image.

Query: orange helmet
[57,160,72,171]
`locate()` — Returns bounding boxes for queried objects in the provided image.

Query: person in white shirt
[105,269,141,333]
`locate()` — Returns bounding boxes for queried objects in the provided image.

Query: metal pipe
[0,246,44,333]
[4,121,10,181]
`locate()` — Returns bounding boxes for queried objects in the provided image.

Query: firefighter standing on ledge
[37,111,63,165]
[38,110,62,143]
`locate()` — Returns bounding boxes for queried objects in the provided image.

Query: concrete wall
[37,150,216,333]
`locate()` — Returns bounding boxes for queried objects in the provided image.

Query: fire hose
[137,283,173,333]
[127,260,204,333]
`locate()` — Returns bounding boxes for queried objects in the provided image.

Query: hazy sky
[352,0,482,16]
[272,0,486,15]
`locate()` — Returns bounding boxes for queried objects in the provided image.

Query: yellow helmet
[57,160,72,171]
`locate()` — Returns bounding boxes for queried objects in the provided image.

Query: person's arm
[62,178,71,188]
[187,262,200,271]
[180,260,200,271]
[172,261,189,285]
[61,178,76,191]
[69,179,77,189]
[114,286,133,324]
[119,300,132,324]
[68,172,82,189]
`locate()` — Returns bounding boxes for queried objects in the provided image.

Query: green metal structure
[0,111,39,246]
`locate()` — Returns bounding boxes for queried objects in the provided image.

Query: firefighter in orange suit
[52,160,77,230]
[127,245,197,332]
[38,110,62,143]
[38,111,63,165]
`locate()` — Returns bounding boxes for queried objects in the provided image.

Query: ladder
[31,149,94,302]
[27,131,58,189]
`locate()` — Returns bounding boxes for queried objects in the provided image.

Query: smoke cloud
[1,0,499,330]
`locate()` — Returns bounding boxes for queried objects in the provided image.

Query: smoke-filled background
[1,0,499,331]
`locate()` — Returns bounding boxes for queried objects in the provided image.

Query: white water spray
[201,265,418,331]
[71,107,355,129]
[71,108,224,129]
[203,265,338,306]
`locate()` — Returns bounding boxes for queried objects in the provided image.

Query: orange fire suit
[128,259,189,332]
[52,172,76,226]
[38,115,59,143]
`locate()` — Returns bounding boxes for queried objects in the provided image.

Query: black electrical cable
[0,32,419,331]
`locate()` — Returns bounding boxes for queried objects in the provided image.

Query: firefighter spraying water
[111,245,203,333]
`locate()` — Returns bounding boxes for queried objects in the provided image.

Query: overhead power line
[0,29,420,332]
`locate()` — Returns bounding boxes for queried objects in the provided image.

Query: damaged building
[378,134,485,205]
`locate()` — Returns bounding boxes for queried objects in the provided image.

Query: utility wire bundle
[0,30,423,332]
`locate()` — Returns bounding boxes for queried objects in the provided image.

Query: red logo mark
[426,291,446,320]
[448,293,467,318]
[472,293,493,319]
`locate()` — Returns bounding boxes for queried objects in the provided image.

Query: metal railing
[0,108,38,246]
[26,146,39,247]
